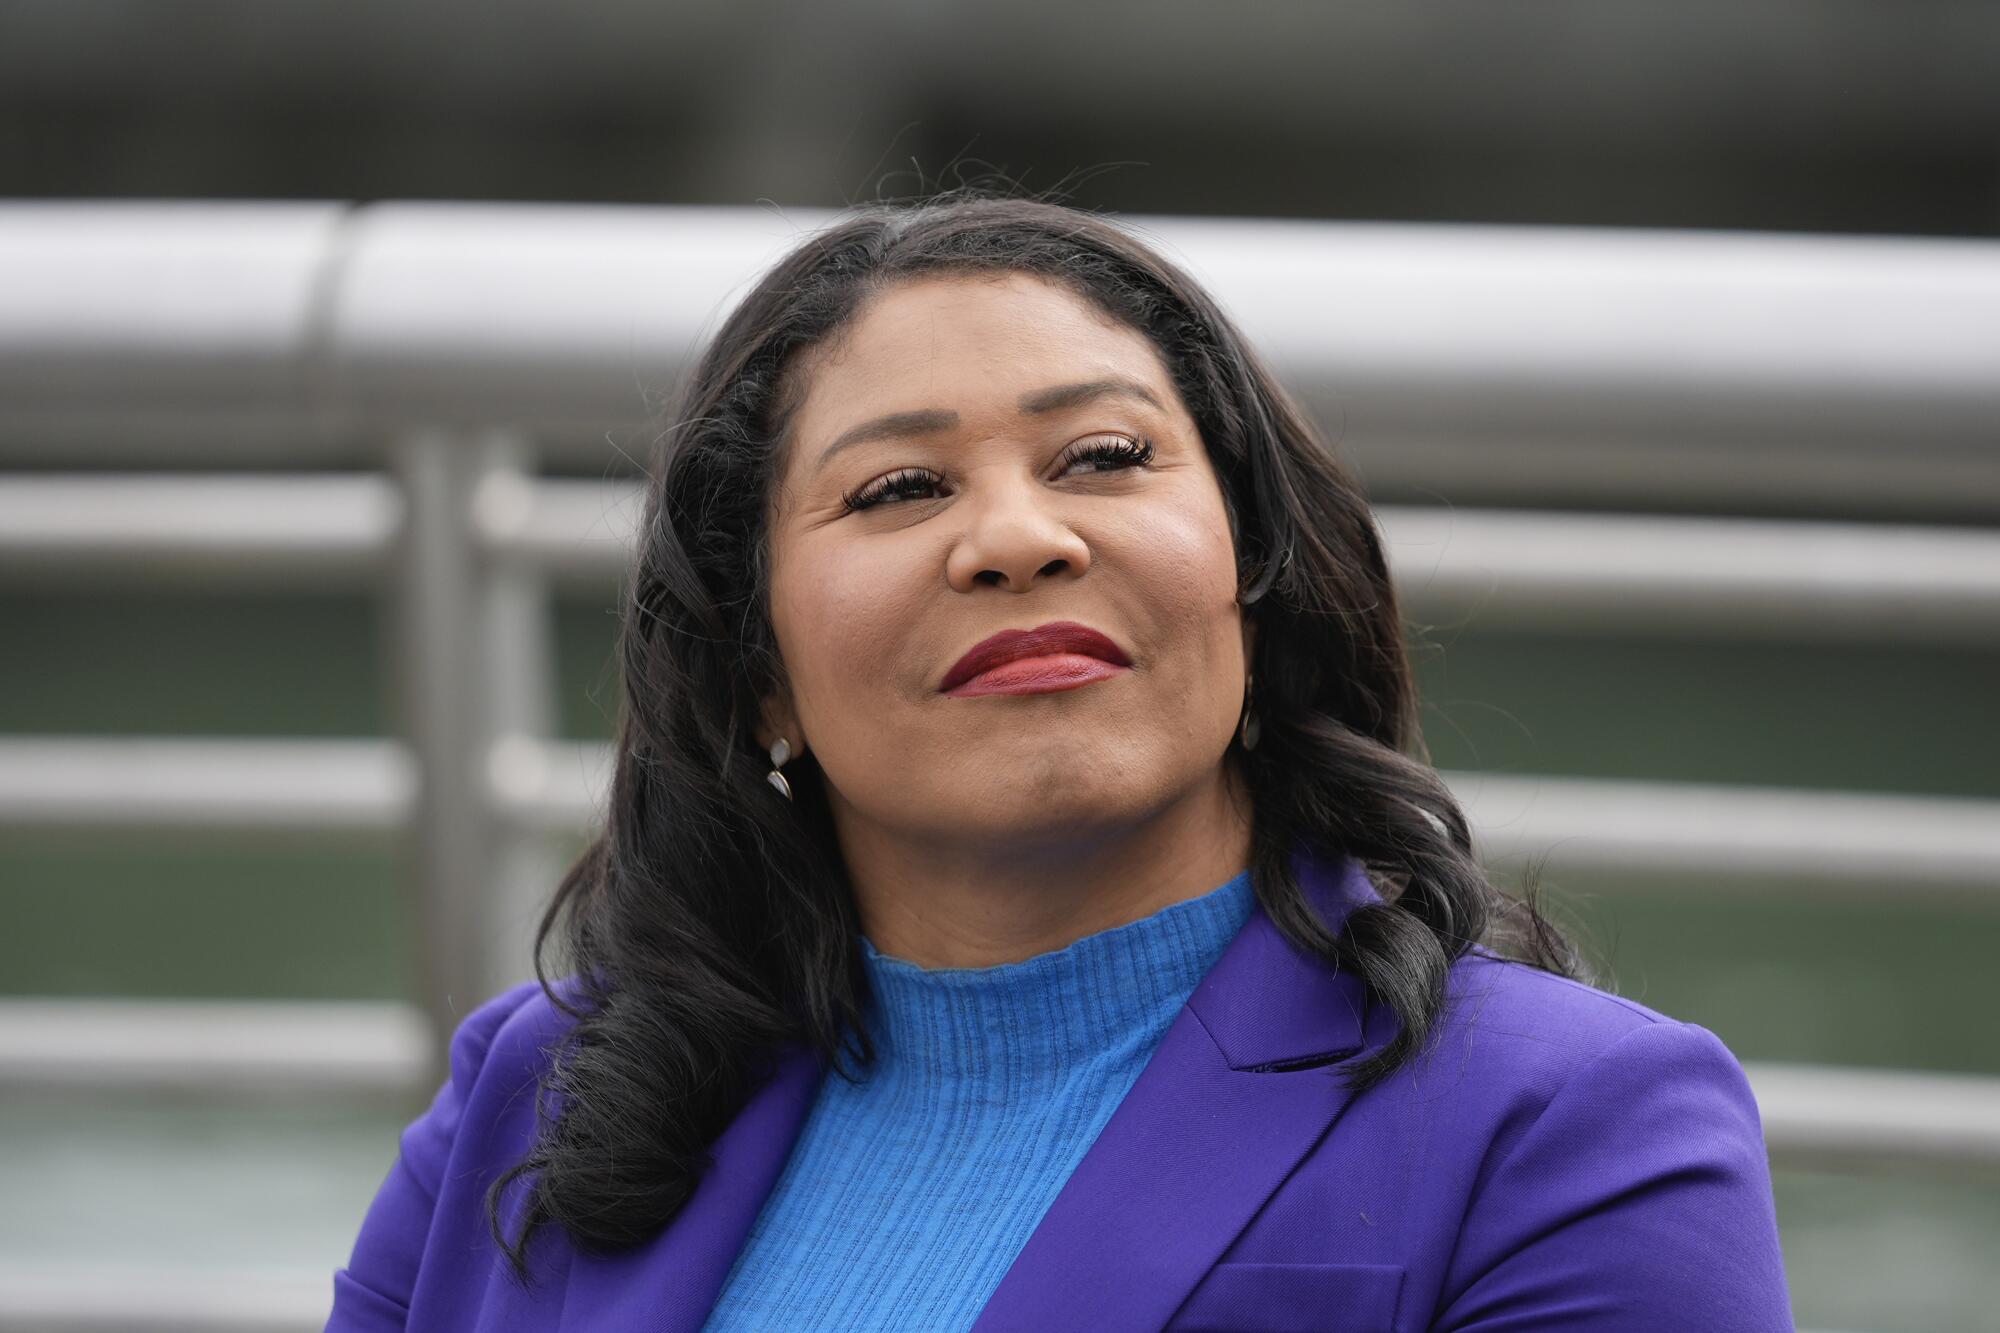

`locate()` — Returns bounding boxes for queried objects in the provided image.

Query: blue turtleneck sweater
[701,867,1257,1331]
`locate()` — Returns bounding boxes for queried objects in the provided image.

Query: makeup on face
[939,620,1135,698]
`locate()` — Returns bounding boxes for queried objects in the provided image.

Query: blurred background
[3,1,1998,1329]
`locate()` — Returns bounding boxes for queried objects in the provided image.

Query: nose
[943,469,1093,593]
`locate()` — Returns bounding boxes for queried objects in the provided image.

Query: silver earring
[1238,676,1260,752]
[766,737,794,801]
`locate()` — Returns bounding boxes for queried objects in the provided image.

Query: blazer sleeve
[1432,1019,1794,1333]
[326,982,543,1332]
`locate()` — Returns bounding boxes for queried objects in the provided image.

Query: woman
[329,194,1793,1331]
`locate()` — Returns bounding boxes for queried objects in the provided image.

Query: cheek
[1182,507,1251,720]
[772,539,927,724]
[1138,486,1244,652]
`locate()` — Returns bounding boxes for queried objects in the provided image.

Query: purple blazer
[329,845,1794,1331]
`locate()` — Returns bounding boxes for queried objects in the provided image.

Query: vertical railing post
[469,431,562,1004]
[391,428,496,1068]
[392,427,563,1072]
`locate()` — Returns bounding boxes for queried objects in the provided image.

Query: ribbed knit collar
[856,868,1256,1079]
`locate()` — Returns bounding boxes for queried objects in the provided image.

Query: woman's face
[761,271,1253,858]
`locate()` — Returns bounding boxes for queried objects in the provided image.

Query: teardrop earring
[766,737,794,801]
[1238,676,1260,752]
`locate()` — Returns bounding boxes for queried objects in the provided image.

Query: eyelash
[840,435,1156,513]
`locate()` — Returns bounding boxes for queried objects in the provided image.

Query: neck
[833,764,1255,970]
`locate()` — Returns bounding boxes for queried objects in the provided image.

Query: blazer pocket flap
[1167,1261,1407,1333]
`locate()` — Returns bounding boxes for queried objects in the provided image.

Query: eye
[1059,434,1155,474]
[840,435,1156,514]
[842,466,945,513]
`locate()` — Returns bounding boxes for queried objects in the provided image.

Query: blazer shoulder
[1420,944,1698,1091]
[389,976,592,1208]
[1411,953,1789,1329]
[331,980,588,1327]
[398,980,576,1158]
[1383,948,1769,1237]
[446,975,588,1097]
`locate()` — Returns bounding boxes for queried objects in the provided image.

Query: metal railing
[3,202,1998,1328]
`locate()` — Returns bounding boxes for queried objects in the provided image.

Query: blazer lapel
[556,1039,826,1333]
[970,843,1394,1333]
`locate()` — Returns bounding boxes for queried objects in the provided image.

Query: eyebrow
[809,377,1166,477]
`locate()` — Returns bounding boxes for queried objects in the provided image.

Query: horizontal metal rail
[0,473,400,585]
[0,1263,333,1333]
[1371,505,2000,645]
[3,204,1997,518]
[1750,1061,2000,1179]
[10,471,2000,644]
[0,999,428,1104]
[1451,772,2000,907]
[5,736,1996,905]
[0,737,413,835]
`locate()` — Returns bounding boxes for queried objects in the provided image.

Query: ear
[755,687,804,759]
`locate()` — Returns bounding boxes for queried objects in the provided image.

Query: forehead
[788,272,1170,431]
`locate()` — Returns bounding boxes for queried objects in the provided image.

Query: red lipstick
[939,620,1134,698]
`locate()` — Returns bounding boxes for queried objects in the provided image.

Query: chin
[996,764,1166,824]
[965,804,1146,853]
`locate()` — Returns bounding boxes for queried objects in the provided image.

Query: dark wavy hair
[484,190,1590,1282]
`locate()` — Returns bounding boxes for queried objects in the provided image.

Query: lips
[939,620,1134,694]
